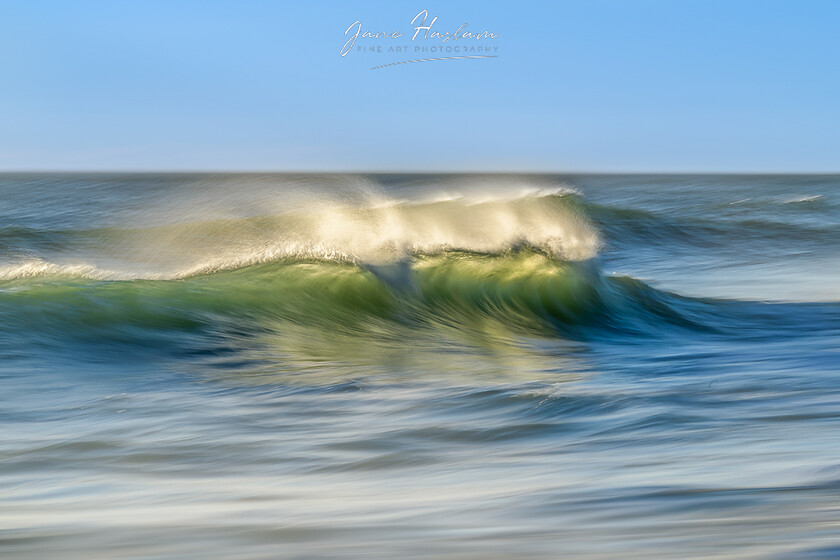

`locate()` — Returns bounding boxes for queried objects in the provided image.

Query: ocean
[1,173,839,559]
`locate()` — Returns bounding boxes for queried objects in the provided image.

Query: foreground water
[1,173,838,559]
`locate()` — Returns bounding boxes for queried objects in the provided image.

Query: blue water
[1,174,839,559]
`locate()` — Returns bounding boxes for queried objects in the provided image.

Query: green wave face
[0,185,730,382]
[0,251,706,352]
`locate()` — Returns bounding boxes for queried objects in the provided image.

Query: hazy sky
[1,0,838,172]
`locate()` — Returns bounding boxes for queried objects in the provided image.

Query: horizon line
[1,169,839,176]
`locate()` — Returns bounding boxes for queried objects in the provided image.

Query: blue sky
[0,0,838,172]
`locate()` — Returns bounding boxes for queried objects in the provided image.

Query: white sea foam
[0,259,103,281]
[0,182,600,282]
[783,194,823,204]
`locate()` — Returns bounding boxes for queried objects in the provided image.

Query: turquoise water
[1,173,839,559]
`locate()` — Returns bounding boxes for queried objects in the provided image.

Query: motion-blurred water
[1,173,839,559]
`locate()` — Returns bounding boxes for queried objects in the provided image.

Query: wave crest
[0,188,600,281]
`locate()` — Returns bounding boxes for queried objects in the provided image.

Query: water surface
[1,173,839,559]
